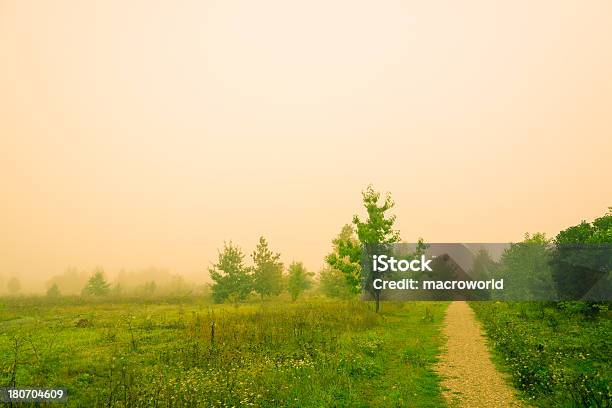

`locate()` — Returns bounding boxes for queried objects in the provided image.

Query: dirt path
[436,301,523,407]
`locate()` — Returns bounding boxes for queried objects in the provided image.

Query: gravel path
[436,301,523,407]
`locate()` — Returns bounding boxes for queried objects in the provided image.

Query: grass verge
[471,301,611,407]
[1,298,448,407]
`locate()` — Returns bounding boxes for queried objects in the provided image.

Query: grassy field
[0,297,448,407]
[471,301,611,407]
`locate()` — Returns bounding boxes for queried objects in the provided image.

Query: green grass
[0,297,448,407]
[471,301,611,407]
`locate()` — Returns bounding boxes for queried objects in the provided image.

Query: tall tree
[82,269,110,296]
[209,242,252,303]
[355,185,401,311]
[326,185,401,312]
[251,236,284,299]
[287,262,314,301]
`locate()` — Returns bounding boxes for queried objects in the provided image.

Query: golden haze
[1,0,611,291]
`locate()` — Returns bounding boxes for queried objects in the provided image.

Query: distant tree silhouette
[46,283,61,297]
[82,269,110,296]
[143,281,157,295]
[287,262,313,301]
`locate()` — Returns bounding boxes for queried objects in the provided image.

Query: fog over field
[0,3,610,406]
[1,0,611,293]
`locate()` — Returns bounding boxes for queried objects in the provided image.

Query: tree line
[208,236,314,302]
[4,186,607,310]
[483,208,612,308]
[209,185,403,307]
[0,185,404,305]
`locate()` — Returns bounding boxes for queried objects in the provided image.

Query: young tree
[7,277,21,295]
[325,224,362,293]
[82,269,110,296]
[46,283,61,297]
[209,242,252,303]
[251,236,284,299]
[287,262,314,301]
[326,186,401,312]
[358,185,402,311]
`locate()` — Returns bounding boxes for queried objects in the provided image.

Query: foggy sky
[1,0,611,291]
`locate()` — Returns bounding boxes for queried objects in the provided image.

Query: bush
[551,211,611,302]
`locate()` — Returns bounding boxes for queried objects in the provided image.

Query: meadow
[0,297,448,407]
[471,301,611,407]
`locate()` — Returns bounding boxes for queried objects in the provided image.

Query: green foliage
[82,269,110,297]
[352,185,401,246]
[286,262,314,301]
[493,233,555,300]
[551,210,612,302]
[325,185,401,311]
[555,210,612,245]
[251,237,284,299]
[209,242,252,303]
[354,185,401,311]
[325,224,362,294]
[472,301,611,407]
